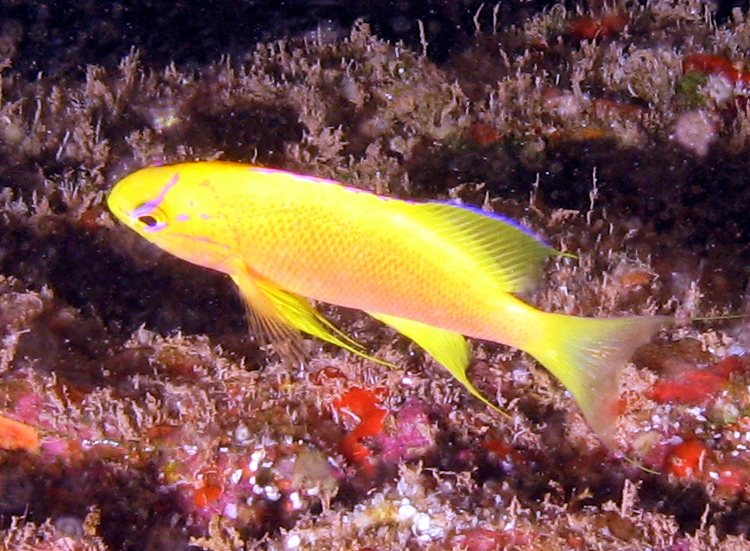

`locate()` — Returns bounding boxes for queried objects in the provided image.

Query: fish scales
[224,181,517,341]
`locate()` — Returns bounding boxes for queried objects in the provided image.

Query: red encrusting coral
[665,439,708,478]
[0,414,39,451]
[450,527,533,550]
[683,54,750,87]
[468,122,503,147]
[567,14,627,41]
[333,387,388,473]
[648,355,747,406]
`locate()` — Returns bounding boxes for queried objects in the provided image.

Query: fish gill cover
[2,0,750,550]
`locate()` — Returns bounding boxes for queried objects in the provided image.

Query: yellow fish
[107,161,666,448]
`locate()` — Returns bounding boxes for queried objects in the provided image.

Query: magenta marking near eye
[143,221,168,233]
[176,213,190,222]
[131,172,180,218]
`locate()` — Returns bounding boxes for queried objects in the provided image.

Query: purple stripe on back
[433,201,549,246]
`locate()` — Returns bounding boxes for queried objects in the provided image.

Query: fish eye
[138,215,158,227]
[132,205,168,232]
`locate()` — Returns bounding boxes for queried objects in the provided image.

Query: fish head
[107,163,237,272]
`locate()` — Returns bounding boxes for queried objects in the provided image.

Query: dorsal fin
[395,201,561,293]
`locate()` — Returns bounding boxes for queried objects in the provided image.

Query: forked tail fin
[526,313,669,449]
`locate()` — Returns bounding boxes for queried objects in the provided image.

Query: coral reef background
[3,0,750,549]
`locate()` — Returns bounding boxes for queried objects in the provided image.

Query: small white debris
[288,491,303,510]
[704,74,734,104]
[248,450,263,471]
[183,445,198,456]
[397,501,417,521]
[223,502,238,519]
[285,533,301,549]
[671,109,719,157]
[413,512,431,533]
[234,423,251,444]
[264,485,281,501]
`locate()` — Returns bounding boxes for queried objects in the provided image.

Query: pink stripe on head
[132,173,180,218]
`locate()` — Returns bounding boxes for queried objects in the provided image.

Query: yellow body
[107,161,666,448]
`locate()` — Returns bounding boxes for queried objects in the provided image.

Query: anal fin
[369,312,507,415]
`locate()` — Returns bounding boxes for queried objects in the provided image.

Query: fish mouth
[105,189,134,225]
[105,188,119,212]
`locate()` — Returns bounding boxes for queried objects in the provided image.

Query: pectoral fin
[230,261,387,365]
[369,312,507,415]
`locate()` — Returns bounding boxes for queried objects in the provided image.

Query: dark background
[1,0,747,78]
